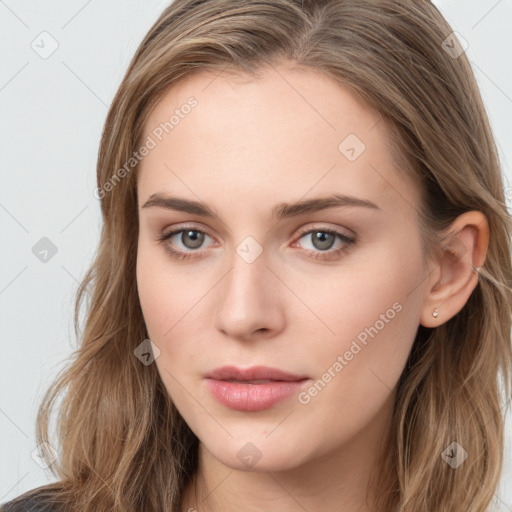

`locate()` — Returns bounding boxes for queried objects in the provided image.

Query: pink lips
[205,365,310,412]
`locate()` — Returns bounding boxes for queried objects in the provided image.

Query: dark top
[1,489,58,512]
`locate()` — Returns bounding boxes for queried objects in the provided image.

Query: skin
[135,61,489,512]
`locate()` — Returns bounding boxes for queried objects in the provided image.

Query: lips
[204,365,310,411]
[205,365,308,382]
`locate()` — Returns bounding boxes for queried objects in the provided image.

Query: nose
[214,246,286,341]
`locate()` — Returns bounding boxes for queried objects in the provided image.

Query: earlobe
[419,211,489,328]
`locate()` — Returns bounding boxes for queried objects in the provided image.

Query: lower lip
[205,378,309,411]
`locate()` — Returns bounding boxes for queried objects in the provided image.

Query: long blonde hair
[4,1,511,511]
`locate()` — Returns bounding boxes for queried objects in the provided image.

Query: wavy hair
[3,1,511,511]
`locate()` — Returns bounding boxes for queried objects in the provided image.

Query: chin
[201,433,313,473]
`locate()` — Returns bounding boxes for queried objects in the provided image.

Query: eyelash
[156,225,356,262]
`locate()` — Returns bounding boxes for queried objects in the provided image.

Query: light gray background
[1,0,511,508]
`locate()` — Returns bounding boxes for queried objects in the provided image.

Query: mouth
[204,365,310,411]
[224,379,274,384]
[205,365,308,382]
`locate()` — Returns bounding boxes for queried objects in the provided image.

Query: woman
[2,1,511,511]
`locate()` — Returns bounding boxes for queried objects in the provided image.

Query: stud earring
[432,308,439,318]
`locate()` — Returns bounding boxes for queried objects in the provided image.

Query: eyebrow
[140,193,380,220]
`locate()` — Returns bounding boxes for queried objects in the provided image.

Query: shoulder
[0,486,62,512]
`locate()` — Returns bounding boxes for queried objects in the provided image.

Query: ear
[420,211,489,327]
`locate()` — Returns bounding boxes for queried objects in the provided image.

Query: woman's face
[136,62,430,471]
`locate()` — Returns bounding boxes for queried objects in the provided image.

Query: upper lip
[205,365,308,382]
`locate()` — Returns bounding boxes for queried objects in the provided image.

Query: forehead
[137,63,419,216]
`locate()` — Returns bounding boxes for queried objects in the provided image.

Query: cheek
[136,242,209,357]
[300,231,424,346]
[136,255,171,339]
[292,241,424,422]
[136,247,206,408]
[137,240,181,341]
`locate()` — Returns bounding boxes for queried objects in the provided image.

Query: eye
[293,227,355,261]
[157,227,214,260]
